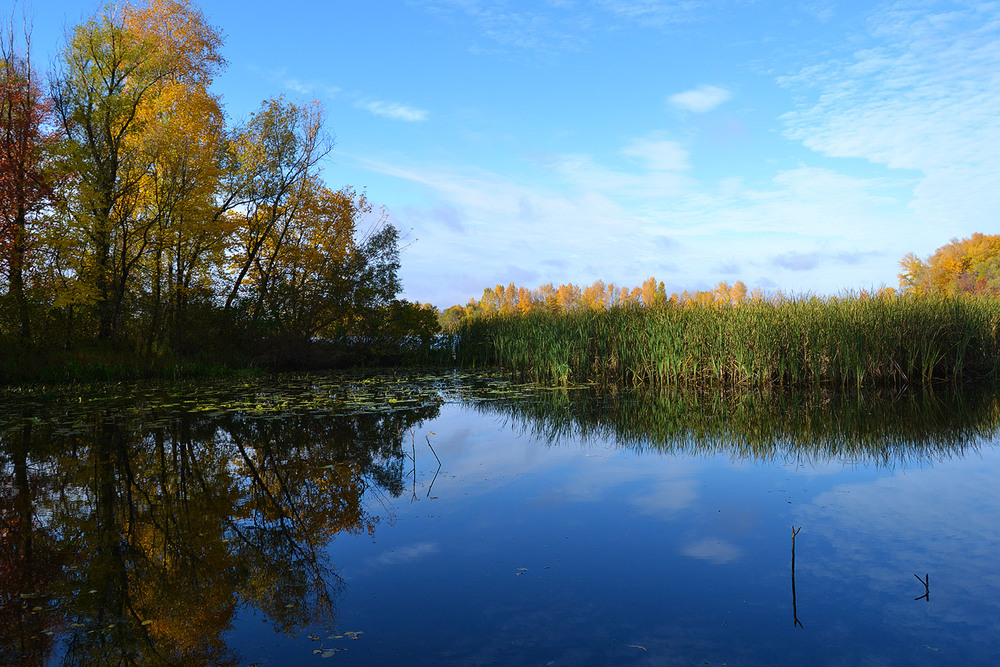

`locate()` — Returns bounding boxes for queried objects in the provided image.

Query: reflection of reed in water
[466,385,1000,466]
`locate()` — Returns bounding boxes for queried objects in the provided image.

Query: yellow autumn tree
[122,0,228,347]
[899,233,1000,295]
[50,0,225,341]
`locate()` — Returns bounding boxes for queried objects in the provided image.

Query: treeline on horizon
[451,234,1000,388]
[441,277,866,330]
[0,0,440,382]
[442,233,1000,329]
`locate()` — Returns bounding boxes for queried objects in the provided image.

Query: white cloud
[620,136,689,171]
[669,84,732,112]
[780,1,1000,238]
[254,66,342,99]
[549,151,693,198]
[357,100,429,122]
[255,67,427,123]
[357,153,681,303]
[593,0,707,27]
[352,143,916,306]
[415,0,586,53]
[631,478,700,516]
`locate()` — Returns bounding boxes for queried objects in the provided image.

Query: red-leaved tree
[0,21,51,341]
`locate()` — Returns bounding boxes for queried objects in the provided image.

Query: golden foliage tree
[899,233,1000,295]
[50,0,224,341]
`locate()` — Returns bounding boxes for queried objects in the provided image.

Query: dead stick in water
[914,573,929,601]
[792,526,803,628]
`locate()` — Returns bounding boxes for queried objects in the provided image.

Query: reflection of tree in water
[468,385,1000,466]
[0,420,65,664]
[0,398,437,665]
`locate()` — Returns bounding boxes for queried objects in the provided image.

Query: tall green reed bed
[454,295,1000,388]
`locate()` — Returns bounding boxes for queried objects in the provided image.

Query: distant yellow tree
[639,277,657,306]
[557,283,581,311]
[899,233,1000,295]
[730,281,748,304]
[516,286,533,314]
[535,283,559,312]
[713,281,732,306]
[582,280,607,310]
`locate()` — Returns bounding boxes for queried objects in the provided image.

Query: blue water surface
[228,401,1000,666]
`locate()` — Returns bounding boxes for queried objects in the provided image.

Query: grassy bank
[454,294,1000,388]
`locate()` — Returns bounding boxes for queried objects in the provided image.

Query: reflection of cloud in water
[630,478,700,516]
[368,541,440,568]
[425,406,714,522]
[681,537,742,564]
[794,446,1000,634]
[539,454,705,519]
[425,406,704,504]
[418,406,584,498]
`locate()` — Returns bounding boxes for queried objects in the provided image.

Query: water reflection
[466,385,1000,466]
[0,382,439,665]
[3,374,1000,664]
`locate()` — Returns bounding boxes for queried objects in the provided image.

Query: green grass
[454,294,1000,388]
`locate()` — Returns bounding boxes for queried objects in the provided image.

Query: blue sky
[30,0,1000,307]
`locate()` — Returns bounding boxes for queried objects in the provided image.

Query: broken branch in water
[914,573,929,601]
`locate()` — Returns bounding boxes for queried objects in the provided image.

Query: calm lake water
[2,372,999,665]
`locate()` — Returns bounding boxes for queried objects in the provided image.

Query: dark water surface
[2,372,999,665]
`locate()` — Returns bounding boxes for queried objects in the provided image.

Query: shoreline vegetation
[0,1,442,385]
[12,290,999,390]
[445,234,1000,390]
[2,1,998,388]
[452,293,1000,389]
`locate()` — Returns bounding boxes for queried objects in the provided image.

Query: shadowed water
[2,373,999,665]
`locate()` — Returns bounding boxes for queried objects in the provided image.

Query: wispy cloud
[620,136,689,171]
[593,0,708,27]
[253,66,342,99]
[669,84,732,112]
[416,0,710,54]
[416,0,587,53]
[771,251,819,271]
[549,150,693,199]
[254,67,428,122]
[780,1,1000,240]
[356,100,429,122]
[795,454,1000,633]
[801,0,834,22]
[771,249,884,273]
[353,144,911,306]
